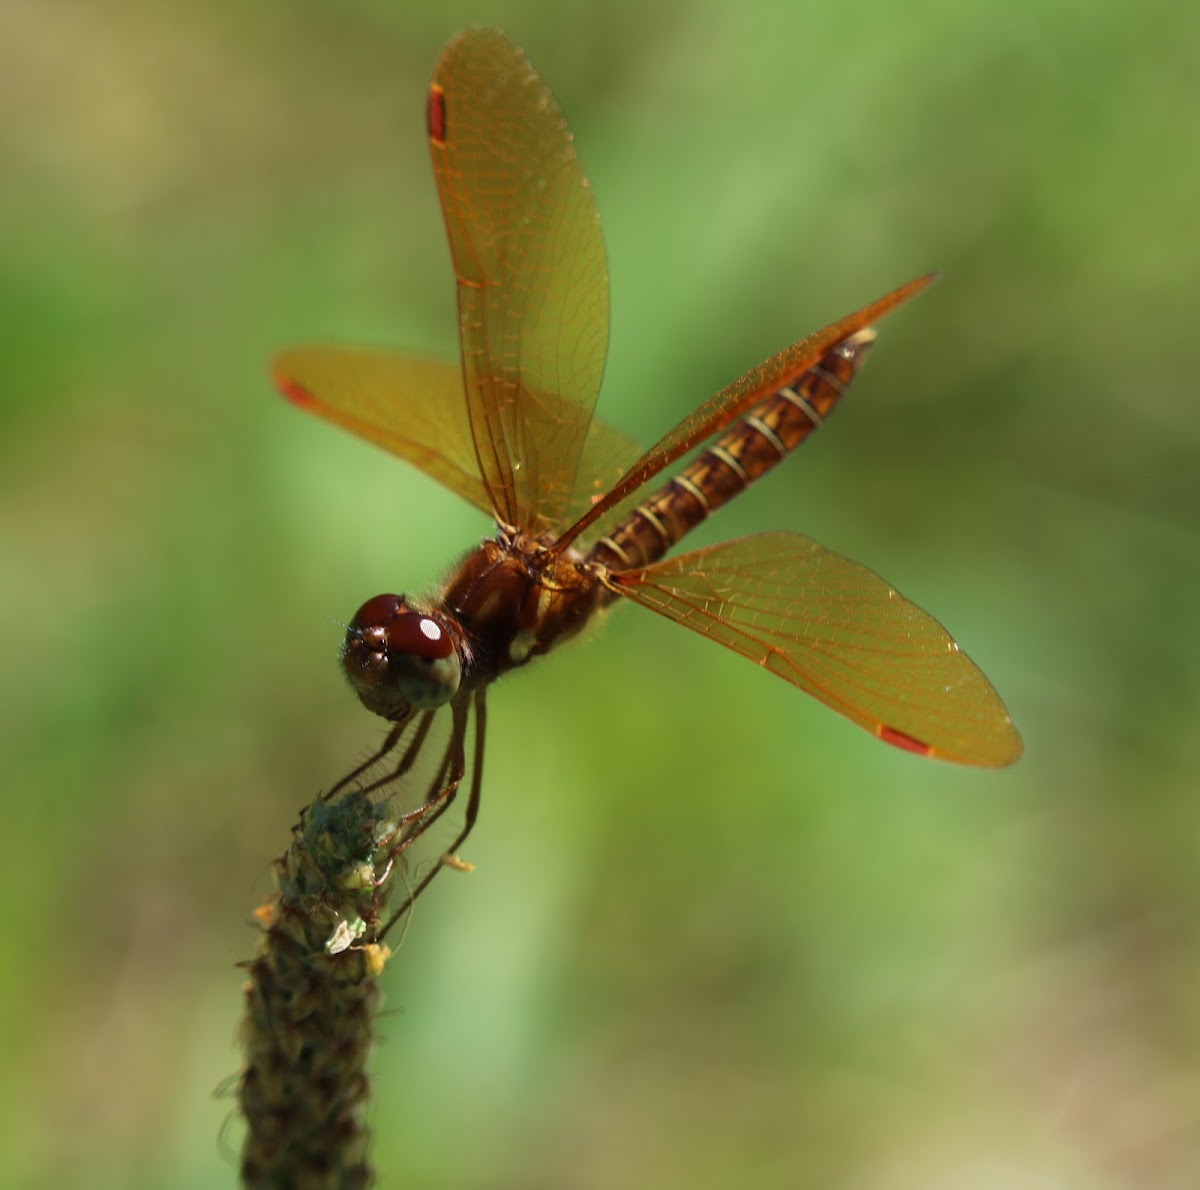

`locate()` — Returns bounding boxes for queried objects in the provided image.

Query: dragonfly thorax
[440,533,604,680]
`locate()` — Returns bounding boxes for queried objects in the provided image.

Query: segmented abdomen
[587,328,876,573]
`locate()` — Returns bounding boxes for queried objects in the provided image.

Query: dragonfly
[274,28,1021,935]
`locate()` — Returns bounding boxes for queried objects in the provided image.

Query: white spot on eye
[419,618,441,642]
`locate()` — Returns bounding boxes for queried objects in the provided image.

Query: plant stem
[238,790,397,1189]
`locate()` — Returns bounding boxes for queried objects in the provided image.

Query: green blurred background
[3,0,1197,1186]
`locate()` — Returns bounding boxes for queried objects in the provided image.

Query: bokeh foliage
[2,1,1197,1186]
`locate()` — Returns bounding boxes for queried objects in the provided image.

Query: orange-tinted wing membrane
[609,532,1022,766]
[428,29,609,533]
[274,349,492,515]
[273,347,640,523]
[554,274,935,553]
[568,416,643,529]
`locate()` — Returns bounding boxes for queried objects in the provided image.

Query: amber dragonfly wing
[608,531,1022,767]
[273,350,640,526]
[427,29,610,532]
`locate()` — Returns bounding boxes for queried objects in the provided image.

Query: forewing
[274,346,637,525]
[428,29,609,532]
[609,532,1022,767]
[274,348,491,515]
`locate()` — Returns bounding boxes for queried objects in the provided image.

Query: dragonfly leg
[321,713,412,802]
[369,729,457,892]
[377,688,487,938]
[359,710,437,799]
[383,717,459,847]
[435,687,487,871]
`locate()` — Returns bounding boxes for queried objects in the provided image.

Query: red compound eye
[349,593,404,634]
[341,595,462,716]
[386,612,454,661]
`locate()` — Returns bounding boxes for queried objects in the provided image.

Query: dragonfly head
[342,593,462,718]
